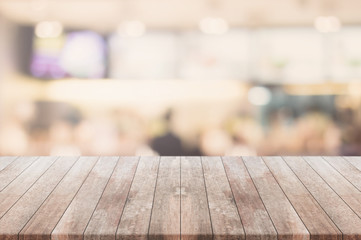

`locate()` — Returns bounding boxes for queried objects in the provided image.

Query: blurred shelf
[2,75,249,110]
[4,74,361,110]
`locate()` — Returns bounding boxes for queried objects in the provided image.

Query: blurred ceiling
[1,0,361,31]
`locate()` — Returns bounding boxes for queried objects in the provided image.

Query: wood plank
[284,156,361,240]
[0,156,39,191]
[180,157,212,240]
[84,157,139,240]
[20,156,98,240]
[345,156,361,171]
[0,155,360,240]
[243,156,309,240]
[149,156,181,240]
[0,156,76,240]
[263,156,341,240]
[304,156,361,218]
[222,156,277,240]
[116,156,160,240]
[0,156,57,219]
[0,156,17,172]
[52,156,118,240]
[202,156,244,240]
[323,156,361,192]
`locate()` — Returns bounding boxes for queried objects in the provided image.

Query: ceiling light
[35,21,63,38]
[199,17,229,35]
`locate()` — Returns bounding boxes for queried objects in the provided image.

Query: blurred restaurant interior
[1,0,361,156]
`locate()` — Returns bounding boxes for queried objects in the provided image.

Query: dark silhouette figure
[150,110,184,156]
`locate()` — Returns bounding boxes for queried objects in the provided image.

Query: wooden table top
[0,156,361,240]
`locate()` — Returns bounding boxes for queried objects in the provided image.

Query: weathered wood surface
[304,156,361,218]
[181,157,212,240]
[243,156,308,240]
[0,156,361,240]
[202,156,244,240]
[84,157,139,240]
[149,156,181,240]
[284,156,361,240]
[20,156,98,240]
[52,157,118,240]
[263,156,341,240]
[0,156,74,240]
[116,156,159,240]
[223,156,277,240]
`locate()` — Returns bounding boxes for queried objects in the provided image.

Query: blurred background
[1,0,361,156]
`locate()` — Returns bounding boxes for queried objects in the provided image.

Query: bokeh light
[1,0,361,156]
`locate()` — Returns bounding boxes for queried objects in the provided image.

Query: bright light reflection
[248,86,271,106]
[35,21,63,38]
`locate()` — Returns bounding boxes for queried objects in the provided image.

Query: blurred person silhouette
[150,109,186,156]
[339,107,361,155]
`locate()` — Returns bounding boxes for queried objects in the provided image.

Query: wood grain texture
[0,156,56,219]
[284,156,361,240]
[116,156,160,240]
[20,156,98,240]
[243,156,309,240]
[222,156,277,240]
[202,156,245,240]
[263,156,341,240]
[181,157,212,240]
[84,157,139,240]
[0,156,74,240]
[304,156,361,218]
[52,156,118,240]
[0,156,360,240]
[345,156,361,171]
[323,156,361,191]
[149,156,181,240]
[0,157,17,172]
[0,156,38,191]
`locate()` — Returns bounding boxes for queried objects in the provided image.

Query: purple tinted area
[30,54,66,79]
[30,31,106,79]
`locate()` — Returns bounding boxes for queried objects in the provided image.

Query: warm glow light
[348,82,361,96]
[314,16,341,33]
[199,17,229,35]
[35,21,63,38]
[248,86,271,106]
[44,79,246,115]
[283,83,348,95]
[118,20,146,37]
